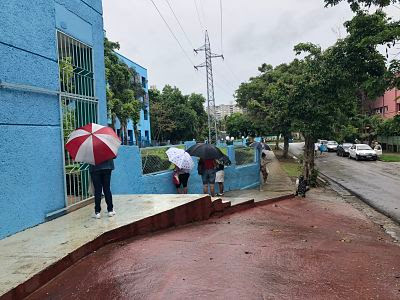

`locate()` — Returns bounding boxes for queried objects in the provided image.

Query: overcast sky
[102,0,400,105]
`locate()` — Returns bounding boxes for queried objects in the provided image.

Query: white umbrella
[166,147,194,170]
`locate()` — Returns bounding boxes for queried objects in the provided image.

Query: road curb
[319,171,400,225]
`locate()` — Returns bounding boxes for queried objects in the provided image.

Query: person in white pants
[215,161,225,196]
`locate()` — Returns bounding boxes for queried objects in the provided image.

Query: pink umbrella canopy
[65,123,121,165]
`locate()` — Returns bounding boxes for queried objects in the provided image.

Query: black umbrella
[186,143,225,159]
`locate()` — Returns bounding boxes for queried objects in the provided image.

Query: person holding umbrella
[166,147,194,194]
[198,158,217,196]
[173,166,191,194]
[65,123,121,219]
[90,159,115,218]
[187,143,225,197]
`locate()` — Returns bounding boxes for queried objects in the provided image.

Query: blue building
[0,0,107,239]
[113,52,151,147]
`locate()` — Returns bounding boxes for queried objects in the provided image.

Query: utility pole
[194,30,223,144]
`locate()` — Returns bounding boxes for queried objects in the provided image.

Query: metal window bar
[57,31,98,206]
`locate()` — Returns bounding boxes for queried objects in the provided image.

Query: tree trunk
[133,123,139,147]
[275,134,280,150]
[283,134,290,158]
[303,136,315,180]
[110,115,116,131]
[124,125,129,146]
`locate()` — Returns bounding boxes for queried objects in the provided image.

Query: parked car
[348,144,378,161]
[326,141,338,152]
[337,143,353,157]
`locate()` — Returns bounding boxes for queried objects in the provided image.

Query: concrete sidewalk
[223,150,294,203]
[0,194,212,299]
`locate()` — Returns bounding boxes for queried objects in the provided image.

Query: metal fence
[141,145,185,175]
[377,136,400,152]
[58,30,98,206]
[235,147,256,165]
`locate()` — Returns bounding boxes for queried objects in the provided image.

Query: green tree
[225,113,255,138]
[324,0,399,11]
[104,38,144,145]
[149,86,208,143]
[236,63,298,157]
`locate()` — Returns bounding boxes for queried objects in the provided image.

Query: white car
[326,141,338,152]
[348,144,378,161]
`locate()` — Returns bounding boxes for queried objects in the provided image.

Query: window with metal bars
[57,31,98,206]
[57,31,95,98]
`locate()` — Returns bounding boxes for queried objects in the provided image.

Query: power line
[200,0,207,29]
[220,0,223,54]
[149,0,195,67]
[164,0,195,49]
[194,0,204,30]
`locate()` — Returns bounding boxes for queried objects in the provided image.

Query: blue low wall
[111,145,260,195]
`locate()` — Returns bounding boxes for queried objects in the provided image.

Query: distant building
[215,103,243,120]
[367,88,400,118]
[113,53,151,146]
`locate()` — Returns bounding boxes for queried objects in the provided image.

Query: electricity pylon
[194,30,223,144]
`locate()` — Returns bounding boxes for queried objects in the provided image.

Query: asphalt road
[285,142,400,223]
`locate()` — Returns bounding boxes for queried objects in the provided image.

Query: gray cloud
[103,0,399,105]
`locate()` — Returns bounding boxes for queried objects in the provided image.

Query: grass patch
[273,149,302,180]
[280,162,302,178]
[379,153,400,162]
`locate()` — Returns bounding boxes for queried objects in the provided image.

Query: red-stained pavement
[28,190,400,300]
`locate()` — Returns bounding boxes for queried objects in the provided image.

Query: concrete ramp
[0,192,294,299]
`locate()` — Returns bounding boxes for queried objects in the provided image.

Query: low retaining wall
[111,145,260,194]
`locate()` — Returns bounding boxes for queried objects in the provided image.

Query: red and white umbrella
[65,123,121,165]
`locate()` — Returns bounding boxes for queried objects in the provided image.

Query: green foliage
[377,115,400,136]
[225,113,256,138]
[149,86,207,142]
[104,38,144,144]
[324,0,397,11]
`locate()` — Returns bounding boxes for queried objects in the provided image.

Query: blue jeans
[201,169,216,184]
[92,170,113,213]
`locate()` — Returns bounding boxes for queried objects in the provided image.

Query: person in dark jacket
[90,159,115,219]
[295,175,308,197]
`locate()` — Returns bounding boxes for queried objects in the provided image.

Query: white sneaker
[108,210,116,217]
[93,212,101,219]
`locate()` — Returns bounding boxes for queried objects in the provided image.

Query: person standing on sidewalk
[215,160,225,196]
[90,159,116,219]
[174,166,191,194]
[198,158,217,197]
[260,152,269,183]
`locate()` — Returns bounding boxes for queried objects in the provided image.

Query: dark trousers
[92,170,113,213]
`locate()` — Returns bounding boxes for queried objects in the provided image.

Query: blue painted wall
[0,0,106,239]
[111,145,260,195]
[113,52,151,144]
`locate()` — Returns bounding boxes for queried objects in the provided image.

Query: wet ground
[28,189,400,300]
[287,142,400,223]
